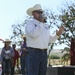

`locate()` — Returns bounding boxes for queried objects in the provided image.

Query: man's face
[32,10,43,20]
[23,37,26,41]
[5,42,10,46]
[12,44,16,49]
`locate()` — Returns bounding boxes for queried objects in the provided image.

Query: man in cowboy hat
[3,39,11,43]
[25,4,64,75]
[1,39,14,75]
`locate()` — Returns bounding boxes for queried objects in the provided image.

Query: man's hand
[39,17,45,23]
[22,48,27,51]
[56,26,64,36]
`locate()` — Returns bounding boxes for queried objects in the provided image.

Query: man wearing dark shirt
[20,35,28,75]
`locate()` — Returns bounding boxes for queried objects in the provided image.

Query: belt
[28,47,47,52]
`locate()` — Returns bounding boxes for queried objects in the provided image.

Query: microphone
[39,13,47,23]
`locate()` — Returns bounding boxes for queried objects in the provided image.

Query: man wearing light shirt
[25,4,64,75]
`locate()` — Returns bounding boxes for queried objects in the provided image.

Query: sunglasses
[33,11,43,14]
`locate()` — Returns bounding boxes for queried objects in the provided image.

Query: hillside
[48,49,67,57]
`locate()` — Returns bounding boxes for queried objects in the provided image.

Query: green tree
[10,16,32,45]
[57,3,75,47]
[61,47,70,65]
[50,55,60,59]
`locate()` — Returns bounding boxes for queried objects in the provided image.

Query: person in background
[0,64,2,75]
[25,4,64,75]
[1,39,14,75]
[11,44,19,75]
[20,34,28,75]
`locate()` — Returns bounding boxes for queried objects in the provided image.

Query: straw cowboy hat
[26,4,43,16]
[3,39,11,43]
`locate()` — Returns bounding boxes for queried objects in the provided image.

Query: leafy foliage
[10,16,32,45]
[57,3,75,47]
[50,55,60,59]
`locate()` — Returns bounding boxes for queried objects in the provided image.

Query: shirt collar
[32,19,46,27]
[33,19,41,25]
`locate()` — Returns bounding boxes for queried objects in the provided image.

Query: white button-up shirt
[25,19,59,49]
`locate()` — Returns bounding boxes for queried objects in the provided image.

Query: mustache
[39,15,47,23]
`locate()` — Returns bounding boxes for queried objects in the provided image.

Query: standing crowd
[0,4,64,75]
[1,34,27,75]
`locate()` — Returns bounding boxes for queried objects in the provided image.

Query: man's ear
[32,12,34,15]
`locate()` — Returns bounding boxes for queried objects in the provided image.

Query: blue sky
[0,0,74,48]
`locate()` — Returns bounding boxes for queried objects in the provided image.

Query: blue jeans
[2,59,11,75]
[20,55,27,75]
[26,47,47,75]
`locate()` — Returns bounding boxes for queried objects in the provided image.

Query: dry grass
[47,59,70,66]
